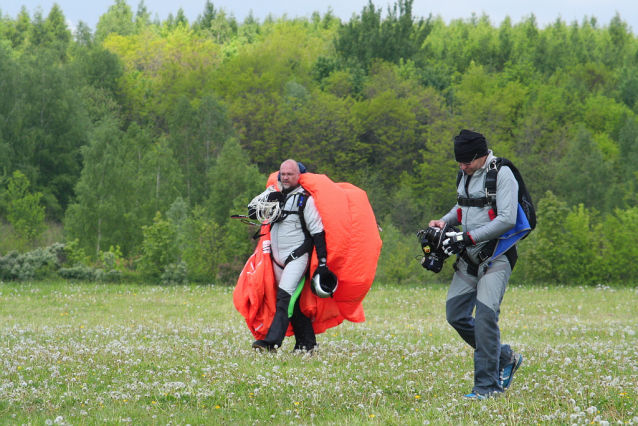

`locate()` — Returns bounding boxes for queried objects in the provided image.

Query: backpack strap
[456,158,501,210]
[276,192,314,267]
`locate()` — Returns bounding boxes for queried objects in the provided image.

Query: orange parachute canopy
[233,172,382,338]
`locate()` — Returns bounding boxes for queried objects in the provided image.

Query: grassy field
[0,281,636,425]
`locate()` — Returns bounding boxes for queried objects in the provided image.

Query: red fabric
[232,226,278,340]
[456,207,463,223]
[488,208,497,221]
[234,172,382,337]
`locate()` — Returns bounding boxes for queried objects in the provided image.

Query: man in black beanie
[428,129,523,400]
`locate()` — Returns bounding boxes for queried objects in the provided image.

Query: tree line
[0,0,637,285]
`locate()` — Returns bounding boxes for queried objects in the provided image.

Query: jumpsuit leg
[446,257,513,395]
[254,255,315,351]
[290,297,317,351]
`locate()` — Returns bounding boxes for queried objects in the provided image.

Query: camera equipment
[416,224,458,273]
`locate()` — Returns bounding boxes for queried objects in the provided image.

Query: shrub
[161,261,188,285]
[0,243,65,280]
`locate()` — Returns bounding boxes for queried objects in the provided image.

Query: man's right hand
[267,191,284,203]
[429,220,446,228]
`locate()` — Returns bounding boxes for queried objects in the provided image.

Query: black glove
[442,231,474,255]
[315,263,331,277]
[248,206,257,220]
[267,191,284,203]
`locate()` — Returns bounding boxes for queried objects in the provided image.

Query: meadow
[0,281,636,425]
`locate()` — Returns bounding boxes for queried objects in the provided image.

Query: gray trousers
[446,255,515,395]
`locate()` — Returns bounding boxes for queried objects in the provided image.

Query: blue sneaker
[463,392,490,401]
[501,352,523,389]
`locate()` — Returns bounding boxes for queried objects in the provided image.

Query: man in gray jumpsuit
[429,130,523,400]
[250,159,331,353]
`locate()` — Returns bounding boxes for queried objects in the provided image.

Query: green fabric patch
[288,276,305,317]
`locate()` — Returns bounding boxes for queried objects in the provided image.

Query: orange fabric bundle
[234,172,382,337]
[232,227,278,340]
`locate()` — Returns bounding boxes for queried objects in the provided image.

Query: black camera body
[417,224,458,273]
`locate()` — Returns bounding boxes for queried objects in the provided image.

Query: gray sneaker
[501,352,523,389]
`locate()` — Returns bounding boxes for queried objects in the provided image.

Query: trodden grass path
[0,281,636,425]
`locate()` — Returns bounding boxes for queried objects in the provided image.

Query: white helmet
[311,269,338,298]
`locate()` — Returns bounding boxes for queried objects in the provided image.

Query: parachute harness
[248,190,283,223]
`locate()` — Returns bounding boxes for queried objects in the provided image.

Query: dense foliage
[0,0,637,284]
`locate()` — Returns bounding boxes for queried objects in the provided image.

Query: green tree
[555,126,613,212]
[616,117,638,206]
[168,94,234,205]
[134,137,184,221]
[135,0,151,30]
[335,0,432,70]
[181,206,224,281]
[64,88,135,256]
[3,48,88,218]
[43,4,72,47]
[6,171,46,249]
[138,212,178,278]
[603,207,638,281]
[561,204,605,284]
[514,191,569,283]
[207,138,264,225]
[194,1,217,31]
[96,0,135,42]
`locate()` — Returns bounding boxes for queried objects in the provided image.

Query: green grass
[0,281,637,425]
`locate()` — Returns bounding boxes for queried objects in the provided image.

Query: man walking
[429,130,524,399]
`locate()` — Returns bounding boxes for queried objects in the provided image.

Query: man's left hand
[442,231,474,255]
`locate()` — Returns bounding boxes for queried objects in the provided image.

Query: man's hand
[429,219,446,228]
[442,231,474,255]
[267,191,284,203]
[315,263,331,277]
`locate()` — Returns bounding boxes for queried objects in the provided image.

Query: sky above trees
[3,0,637,33]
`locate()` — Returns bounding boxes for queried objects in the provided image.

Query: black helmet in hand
[311,265,338,298]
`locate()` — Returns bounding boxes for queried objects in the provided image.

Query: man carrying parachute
[233,159,382,353]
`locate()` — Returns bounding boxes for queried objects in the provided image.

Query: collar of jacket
[471,149,495,178]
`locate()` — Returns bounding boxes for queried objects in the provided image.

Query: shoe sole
[463,393,489,401]
[503,354,524,389]
[252,343,277,353]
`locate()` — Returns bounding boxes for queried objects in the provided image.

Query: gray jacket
[440,150,518,263]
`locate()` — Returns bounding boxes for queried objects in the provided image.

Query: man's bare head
[279,159,300,191]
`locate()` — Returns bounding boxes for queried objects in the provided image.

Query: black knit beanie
[454,130,488,163]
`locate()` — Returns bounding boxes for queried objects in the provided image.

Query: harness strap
[283,238,313,265]
[459,239,497,277]
[272,192,314,268]
[457,196,491,207]
[456,159,501,210]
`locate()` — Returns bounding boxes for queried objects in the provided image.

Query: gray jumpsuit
[269,185,324,296]
[253,184,324,351]
[440,150,519,395]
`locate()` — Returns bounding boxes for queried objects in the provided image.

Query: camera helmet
[311,270,338,298]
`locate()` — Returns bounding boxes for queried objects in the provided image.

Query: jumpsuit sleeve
[440,204,461,226]
[303,195,324,235]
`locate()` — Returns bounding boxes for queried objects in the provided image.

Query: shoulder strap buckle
[484,159,499,199]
